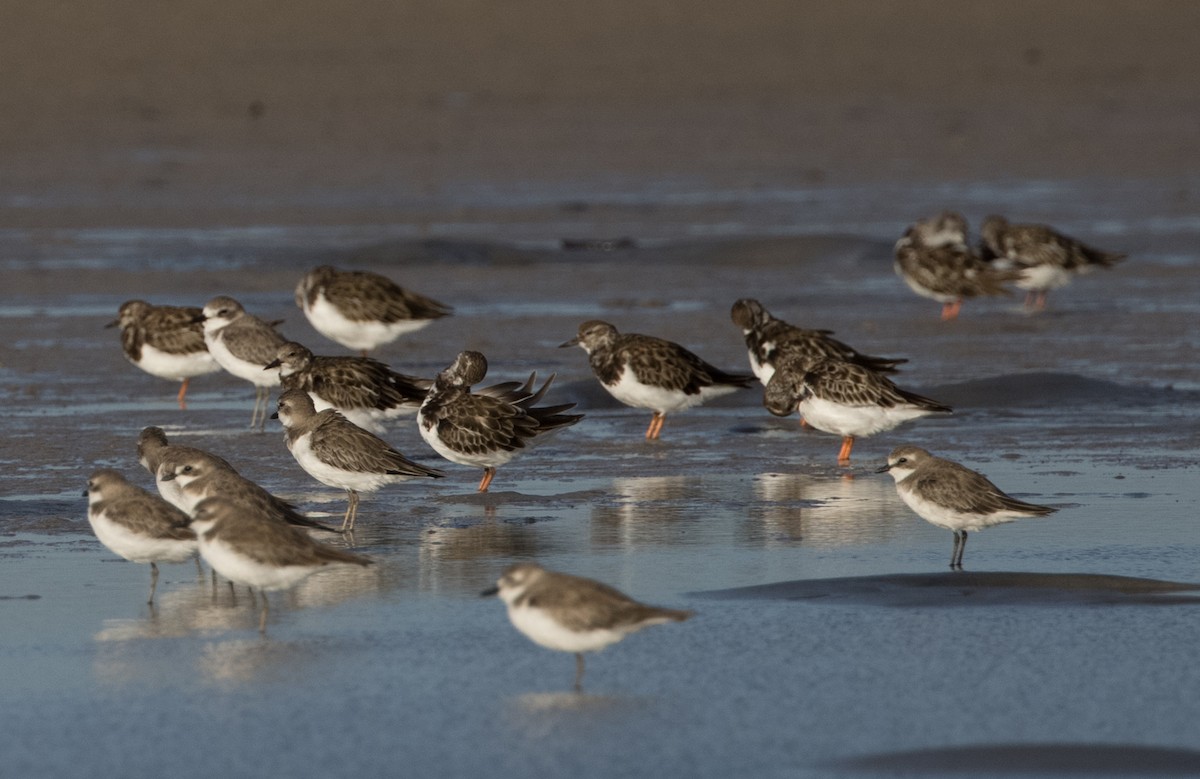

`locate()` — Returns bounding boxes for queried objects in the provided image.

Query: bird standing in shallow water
[84,469,198,604]
[418,351,583,492]
[273,388,444,531]
[980,215,1126,310]
[765,356,951,466]
[877,445,1058,568]
[198,295,288,430]
[108,300,222,409]
[186,496,373,633]
[562,320,753,440]
[893,212,1021,320]
[482,562,692,692]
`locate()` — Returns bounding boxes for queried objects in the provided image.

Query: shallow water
[1,203,1199,777]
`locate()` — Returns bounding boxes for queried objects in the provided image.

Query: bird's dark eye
[183,465,193,473]
[897,458,907,464]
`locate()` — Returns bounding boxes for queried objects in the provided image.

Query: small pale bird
[186,496,373,633]
[561,319,753,440]
[273,388,444,530]
[877,446,1058,568]
[199,295,289,430]
[980,215,1126,310]
[137,426,235,511]
[418,351,583,492]
[765,356,951,465]
[482,562,693,692]
[107,300,222,408]
[893,212,1021,320]
[294,265,452,356]
[84,469,198,604]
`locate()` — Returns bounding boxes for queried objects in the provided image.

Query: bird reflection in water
[749,472,903,547]
[590,476,705,548]
[416,521,545,595]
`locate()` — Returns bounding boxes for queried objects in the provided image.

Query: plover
[186,496,373,632]
[561,320,753,440]
[199,295,289,430]
[765,356,952,465]
[482,562,692,692]
[418,351,583,492]
[894,212,1021,320]
[263,341,430,434]
[84,469,198,604]
[107,300,222,408]
[157,451,337,533]
[980,215,1126,310]
[730,298,905,384]
[294,265,453,356]
[137,426,236,511]
[272,388,444,530]
[877,445,1058,568]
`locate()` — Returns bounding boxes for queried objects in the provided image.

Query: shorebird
[877,446,1058,568]
[273,388,444,531]
[980,215,1126,310]
[137,426,235,511]
[418,351,583,492]
[294,265,452,356]
[765,356,952,465]
[893,212,1021,320]
[730,298,905,383]
[198,296,288,430]
[157,451,337,533]
[108,300,222,409]
[84,469,198,604]
[482,562,693,692]
[186,496,373,632]
[263,341,430,434]
[561,320,753,440]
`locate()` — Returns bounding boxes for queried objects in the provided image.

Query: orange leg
[477,467,497,493]
[177,378,190,410]
[836,436,855,465]
[940,299,962,321]
[645,412,665,440]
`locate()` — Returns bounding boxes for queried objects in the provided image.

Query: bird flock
[89,214,1121,686]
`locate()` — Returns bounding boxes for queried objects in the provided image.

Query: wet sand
[4,2,1200,778]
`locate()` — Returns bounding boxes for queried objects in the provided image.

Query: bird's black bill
[874,464,892,474]
[480,586,499,597]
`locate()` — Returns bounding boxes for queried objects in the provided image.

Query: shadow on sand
[833,743,1200,775]
[694,572,1200,607]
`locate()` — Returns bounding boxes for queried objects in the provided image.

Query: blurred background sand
[4,0,1199,227]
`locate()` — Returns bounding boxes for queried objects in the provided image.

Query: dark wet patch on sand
[694,571,1200,607]
[833,743,1200,775]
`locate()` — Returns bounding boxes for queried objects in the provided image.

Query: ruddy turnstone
[730,298,905,384]
[980,215,1126,310]
[294,265,453,356]
[418,351,583,492]
[198,295,288,430]
[893,212,1021,320]
[137,426,235,511]
[186,496,373,632]
[561,320,753,440]
[84,469,198,604]
[263,341,430,434]
[765,356,952,465]
[157,451,337,533]
[272,388,444,531]
[482,562,692,692]
[107,300,222,409]
[877,445,1058,568]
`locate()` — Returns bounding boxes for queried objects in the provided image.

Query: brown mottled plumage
[418,351,583,492]
[264,341,430,433]
[894,212,1021,320]
[107,300,221,408]
[980,215,1126,310]
[561,320,753,440]
[730,298,905,382]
